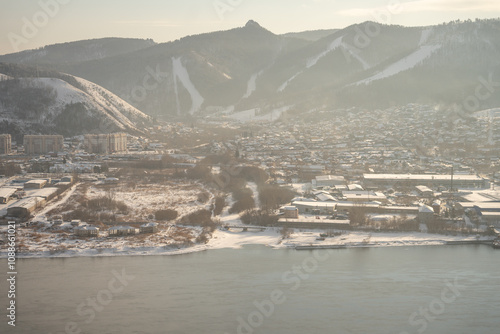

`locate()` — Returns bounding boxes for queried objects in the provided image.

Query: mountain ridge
[1,19,500,120]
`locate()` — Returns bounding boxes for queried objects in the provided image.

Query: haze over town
[1,1,500,333]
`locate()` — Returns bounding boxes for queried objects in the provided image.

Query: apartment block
[0,134,11,154]
[24,135,64,154]
[84,133,127,154]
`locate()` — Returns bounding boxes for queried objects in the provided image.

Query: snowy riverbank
[2,225,495,259]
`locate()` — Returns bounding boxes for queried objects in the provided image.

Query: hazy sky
[1,0,499,55]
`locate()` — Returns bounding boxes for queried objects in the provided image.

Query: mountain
[1,19,500,119]
[0,38,156,65]
[0,63,152,141]
[282,29,340,41]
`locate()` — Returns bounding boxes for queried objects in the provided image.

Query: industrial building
[24,179,48,189]
[314,175,345,187]
[363,174,487,189]
[290,199,419,216]
[6,196,46,217]
[84,133,127,154]
[23,135,64,154]
[0,134,11,154]
[0,188,17,204]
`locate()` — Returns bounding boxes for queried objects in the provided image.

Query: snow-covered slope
[73,76,151,127]
[355,44,442,85]
[0,74,151,135]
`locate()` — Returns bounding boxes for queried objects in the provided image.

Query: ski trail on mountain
[172,57,204,114]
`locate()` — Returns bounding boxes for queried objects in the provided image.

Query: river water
[1,245,499,334]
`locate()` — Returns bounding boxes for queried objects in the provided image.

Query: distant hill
[0,38,156,65]
[282,29,339,41]
[1,19,500,119]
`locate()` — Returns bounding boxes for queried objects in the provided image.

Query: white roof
[347,184,364,191]
[8,196,45,209]
[315,175,344,181]
[419,205,434,213]
[416,185,433,192]
[316,193,336,201]
[364,174,483,181]
[76,226,99,231]
[109,225,134,230]
[141,222,158,227]
[458,202,500,210]
[25,187,59,199]
[0,187,17,198]
[291,197,317,202]
[25,179,47,184]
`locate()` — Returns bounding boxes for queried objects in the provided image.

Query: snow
[74,76,150,127]
[279,230,493,249]
[172,57,204,114]
[17,76,150,130]
[419,28,433,46]
[279,36,344,92]
[340,42,370,70]
[2,179,495,259]
[3,223,494,259]
[278,72,302,92]
[306,36,343,68]
[243,70,263,99]
[74,76,149,118]
[460,189,500,202]
[227,106,290,122]
[247,182,260,209]
[207,227,281,250]
[0,73,13,81]
[355,45,442,85]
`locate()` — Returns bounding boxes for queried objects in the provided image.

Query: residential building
[0,134,11,154]
[24,135,63,154]
[140,222,159,233]
[85,133,127,154]
[74,226,100,237]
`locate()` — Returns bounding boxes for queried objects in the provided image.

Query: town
[0,103,499,256]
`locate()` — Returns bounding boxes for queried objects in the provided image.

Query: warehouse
[363,174,487,189]
[24,179,48,189]
[7,197,46,217]
[0,187,17,204]
[314,175,345,187]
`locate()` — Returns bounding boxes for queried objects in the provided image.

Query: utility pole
[450,165,454,192]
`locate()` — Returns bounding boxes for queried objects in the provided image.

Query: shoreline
[2,229,496,259]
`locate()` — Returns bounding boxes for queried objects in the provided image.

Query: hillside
[0,64,152,141]
[0,38,156,65]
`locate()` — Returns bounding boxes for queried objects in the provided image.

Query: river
[1,245,499,334]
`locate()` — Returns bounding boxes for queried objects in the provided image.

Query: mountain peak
[245,20,261,28]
